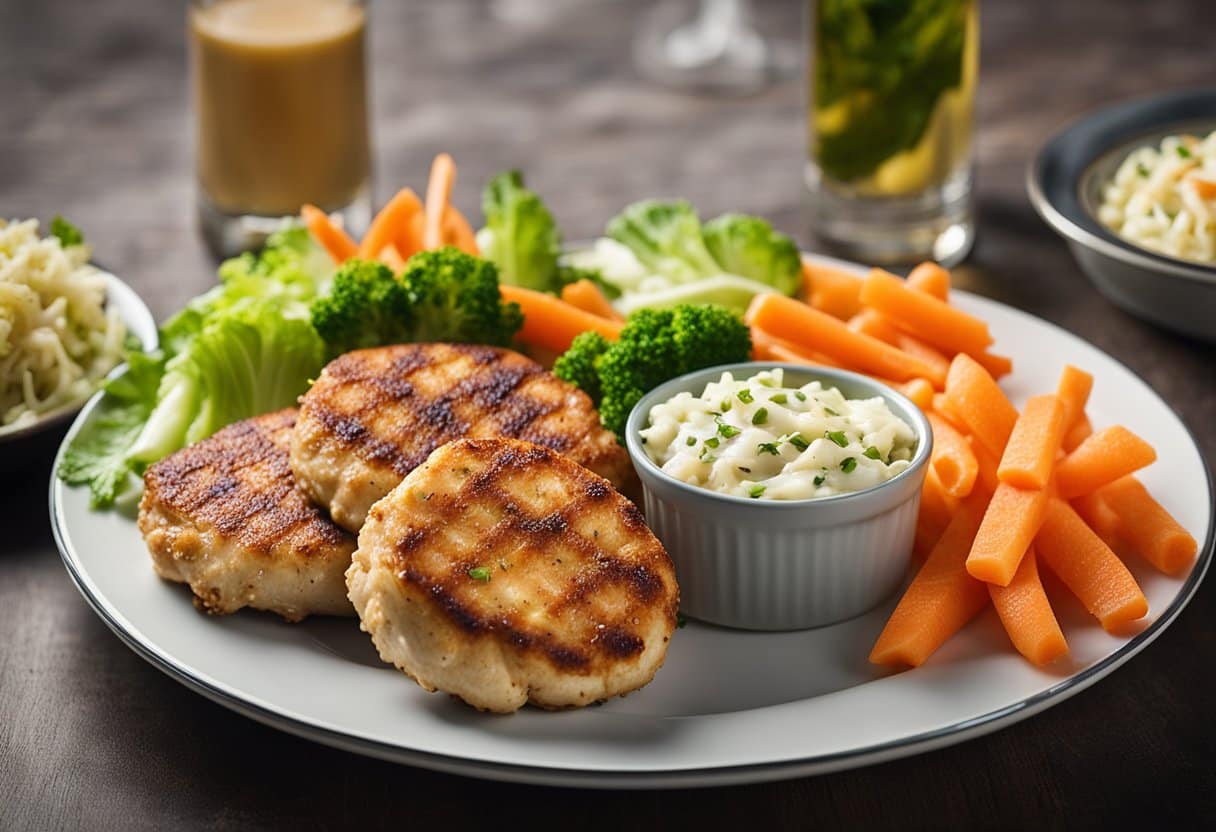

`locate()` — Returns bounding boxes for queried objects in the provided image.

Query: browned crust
[298,343,629,486]
[375,438,678,677]
[141,409,353,557]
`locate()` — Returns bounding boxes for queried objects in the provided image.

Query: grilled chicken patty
[290,343,633,533]
[139,409,356,622]
[346,438,679,713]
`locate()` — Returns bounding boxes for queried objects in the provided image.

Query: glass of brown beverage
[190,0,372,257]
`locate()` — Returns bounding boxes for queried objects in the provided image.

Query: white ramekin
[625,362,932,631]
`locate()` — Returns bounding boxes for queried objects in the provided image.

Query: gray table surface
[2,0,1214,828]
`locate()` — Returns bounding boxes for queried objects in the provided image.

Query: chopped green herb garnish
[752,407,768,425]
[468,566,492,582]
[705,436,720,448]
[841,457,858,473]
[699,447,716,462]
[748,484,767,498]
[769,393,788,404]
[757,376,776,387]
[1178,145,1193,159]
[1137,162,1150,177]
[864,446,882,460]
[717,421,740,438]
[736,388,754,403]
[824,407,840,417]
[757,441,781,455]
[686,436,697,446]
[826,430,849,447]
[788,433,810,451]
[50,215,84,248]
[813,474,826,486]
[795,391,807,402]
[721,400,732,412]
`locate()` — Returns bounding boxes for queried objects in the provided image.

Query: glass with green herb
[804,0,978,266]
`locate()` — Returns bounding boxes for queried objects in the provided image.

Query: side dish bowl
[625,362,932,631]
[1028,88,1216,342]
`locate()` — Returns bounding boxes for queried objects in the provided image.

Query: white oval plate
[50,255,1213,789]
[1,271,158,444]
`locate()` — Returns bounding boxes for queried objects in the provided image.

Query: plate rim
[48,265,1215,789]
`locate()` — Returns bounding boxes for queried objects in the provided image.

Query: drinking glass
[190,0,372,257]
[804,0,978,267]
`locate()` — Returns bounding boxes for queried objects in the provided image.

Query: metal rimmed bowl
[1028,88,1216,342]
[624,362,932,632]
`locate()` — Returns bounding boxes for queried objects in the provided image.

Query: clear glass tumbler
[190,0,372,257]
[804,0,978,267]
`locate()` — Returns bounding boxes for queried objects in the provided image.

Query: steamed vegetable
[553,304,752,438]
[477,170,563,293]
[606,200,721,284]
[701,214,801,297]
[311,259,414,357]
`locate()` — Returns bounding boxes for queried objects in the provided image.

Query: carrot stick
[501,284,624,354]
[895,333,951,384]
[848,309,901,344]
[442,206,479,255]
[870,492,992,667]
[358,187,423,260]
[397,210,427,259]
[972,351,1014,380]
[1055,364,1094,432]
[927,411,978,498]
[377,245,407,273]
[905,262,950,300]
[1062,412,1093,453]
[931,393,967,432]
[1035,498,1148,632]
[859,269,994,357]
[1098,476,1198,575]
[920,465,961,530]
[561,279,624,321]
[424,152,456,250]
[1054,426,1157,498]
[966,481,1050,586]
[988,548,1069,666]
[802,259,863,319]
[745,294,946,386]
[897,377,935,410]
[913,512,948,562]
[971,438,1001,495]
[750,327,841,366]
[944,354,1019,458]
[301,204,358,263]
[997,394,1066,490]
[1070,491,1122,552]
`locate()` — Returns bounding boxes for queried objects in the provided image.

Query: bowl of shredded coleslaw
[0,217,156,447]
[1029,88,1216,342]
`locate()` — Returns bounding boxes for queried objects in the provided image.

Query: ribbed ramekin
[625,362,932,631]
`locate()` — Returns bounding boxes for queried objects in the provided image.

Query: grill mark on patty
[143,410,353,555]
[385,440,673,669]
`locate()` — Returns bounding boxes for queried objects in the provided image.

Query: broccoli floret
[479,170,563,293]
[401,247,523,346]
[310,259,413,357]
[702,213,801,297]
[606,200,722,284]
[552,331,611,403]
[577,304,750,439]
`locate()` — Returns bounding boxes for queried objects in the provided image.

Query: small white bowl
[625,362,932,631]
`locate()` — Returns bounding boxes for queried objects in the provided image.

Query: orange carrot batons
[848,309,901,344]
[802,259,863,320]
[561,279,624,321]
[1035,498,1148,632]
[1099,477,1198,575]
[1062,412,1093,453]
[1070,491,1122,552]
[897,377,935,411]
[926,411,978,498]
[441,206,479,255]
[358,187,424,260]
[423,152,456,250]
[1054,426,1157,499]
[944,354,1018,457]
[988,548,1069,666]
[972,350,1014,381]
[301,204,359,263]
[859,268,994,357]
[869,492,992,667]
[997,394,1066,490]
[745,294,946,386]
[905,262,951,301]
[966,481,1049,586]
[1055,364,1094,432]
[500,284,624,354]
